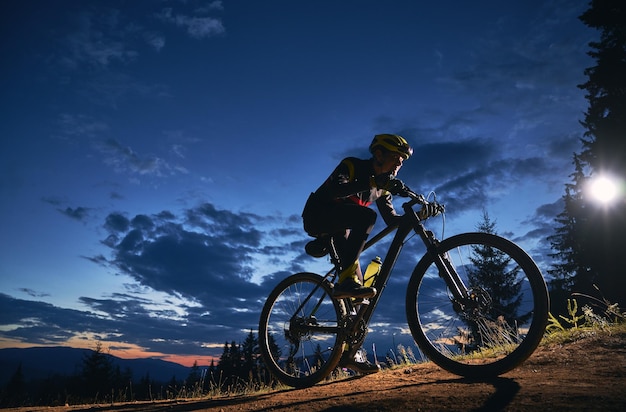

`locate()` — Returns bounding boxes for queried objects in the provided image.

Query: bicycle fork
[418,225,471,302]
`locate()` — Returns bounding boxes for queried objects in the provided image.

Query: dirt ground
[7,330,626,412]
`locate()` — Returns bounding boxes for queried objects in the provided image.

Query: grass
[543,296,626,345]
[381,295,625,370]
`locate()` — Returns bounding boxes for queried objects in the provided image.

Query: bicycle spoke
[407,233,548,377]
[259,273,345,387]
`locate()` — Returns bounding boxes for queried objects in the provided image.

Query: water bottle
[363,256,382,288]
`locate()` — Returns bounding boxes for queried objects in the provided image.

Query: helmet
[369,134,413,159]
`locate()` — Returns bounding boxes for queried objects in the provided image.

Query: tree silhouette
[187,361,200,383]
[465,212,529,346]
[0,363,27,407]
[241,330,259,382]
[81,342,113,401]
[212,332,281,388]
[548,0,626,312]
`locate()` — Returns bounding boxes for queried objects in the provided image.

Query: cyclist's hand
[371,173,407,195]
[418,202,441,220]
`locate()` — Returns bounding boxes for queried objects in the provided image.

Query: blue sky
[0,0,595,367]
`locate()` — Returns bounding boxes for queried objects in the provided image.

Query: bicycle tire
[258,272,346,388]
[406,232,549,377]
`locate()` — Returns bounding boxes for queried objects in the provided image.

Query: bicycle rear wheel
[406,232,549,377]
[258,272,346,388]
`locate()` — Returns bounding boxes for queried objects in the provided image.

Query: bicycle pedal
[351,298,370,305]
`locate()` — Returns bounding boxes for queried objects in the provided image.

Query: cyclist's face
[379,151,404,176]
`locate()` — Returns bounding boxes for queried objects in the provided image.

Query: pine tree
[137,372,154,401]
[468,211,528,327]
[1,363,27,407]
[229,340,242,379]
[548,0,626,310]
[186,360,201,386]
[548,157,596,316]
[241,330,259,381]
[81,341,114,401]
[217,341,231,380]
[217,340,243,388]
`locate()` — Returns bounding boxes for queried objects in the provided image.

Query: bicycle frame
[326,194,470,359]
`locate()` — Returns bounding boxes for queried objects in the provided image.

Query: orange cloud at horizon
[160,354,218,367]
[0,336,219,368]
[72,336,221,367]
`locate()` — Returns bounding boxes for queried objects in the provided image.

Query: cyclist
[302,134,412,299]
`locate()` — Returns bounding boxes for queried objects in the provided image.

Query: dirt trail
[7,330,626,411]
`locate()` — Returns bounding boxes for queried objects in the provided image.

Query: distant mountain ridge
[0,347,206,385]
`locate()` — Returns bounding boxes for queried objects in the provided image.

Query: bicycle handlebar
[395,183,446,219]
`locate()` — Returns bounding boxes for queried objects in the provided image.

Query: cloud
[78,202,291,354]
[60,9,139,70]
[1,197,299,356]
[395,136,556,215]
[42,197,92,222]
[0,292,207,355]
[157,7,225,39]
[426,0,590,160]
[105,212,130,233]
[56,113,109,141]
[100,204,265,298]
[96,138,186,179]
[56,1,225,72]
[18,288,50,298]
[0,293,109,345]
[59,206,91,221]
[47,5,173,109]
[143,32,166,52]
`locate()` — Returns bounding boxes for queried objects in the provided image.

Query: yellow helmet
[369,134,413,159]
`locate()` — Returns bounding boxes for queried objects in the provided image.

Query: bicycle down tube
[342,195,472,358]
[342,200,424,355]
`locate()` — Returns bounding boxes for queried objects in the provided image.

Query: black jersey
[306,157,398,226]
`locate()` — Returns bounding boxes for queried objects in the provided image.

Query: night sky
[0,0,595,366]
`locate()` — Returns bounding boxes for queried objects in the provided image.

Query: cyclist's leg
[307,204,380,371]
[325,205,377,296]
[317,204,376,271]
[303,203,377,298]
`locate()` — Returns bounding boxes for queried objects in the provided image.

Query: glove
[370,173,407,195]
[418,202,441,220]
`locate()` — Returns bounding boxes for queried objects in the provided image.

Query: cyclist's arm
[376,192,401,226]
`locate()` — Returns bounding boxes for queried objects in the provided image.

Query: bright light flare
[589,175,619,204]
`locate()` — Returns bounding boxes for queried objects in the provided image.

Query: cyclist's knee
[359,207,377,226]
[352,207,376,234]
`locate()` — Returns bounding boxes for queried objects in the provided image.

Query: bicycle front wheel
[258,272,346,388]
[406,232,549,377]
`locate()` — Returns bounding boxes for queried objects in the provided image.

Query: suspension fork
[399,196,470,301]
[417,224,470,301]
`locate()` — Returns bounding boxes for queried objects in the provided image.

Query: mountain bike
[258,185,549,388]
